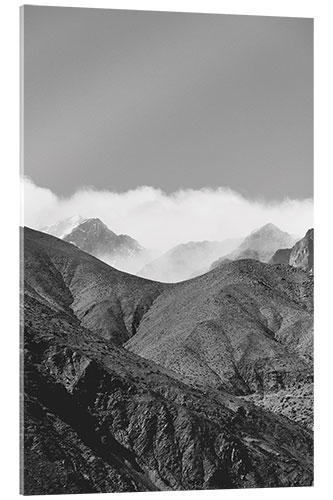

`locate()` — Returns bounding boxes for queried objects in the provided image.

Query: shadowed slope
[23,295,313,493]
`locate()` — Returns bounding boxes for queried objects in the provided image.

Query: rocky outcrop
[289,229,314,272]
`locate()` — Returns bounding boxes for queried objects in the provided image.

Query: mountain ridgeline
[22,225,314,494]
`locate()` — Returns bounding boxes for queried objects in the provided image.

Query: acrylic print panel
[21,4,314,495]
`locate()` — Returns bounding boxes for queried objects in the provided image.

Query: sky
[23,6,313,200]
[22,6,313,249]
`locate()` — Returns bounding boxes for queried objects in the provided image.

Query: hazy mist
[23,176,313,254]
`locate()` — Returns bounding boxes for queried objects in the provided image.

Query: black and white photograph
[20,4,314,495]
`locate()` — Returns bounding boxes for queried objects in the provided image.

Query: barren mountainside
[127,259,313,395]
[24,227,166,344]
[22,227,314,494]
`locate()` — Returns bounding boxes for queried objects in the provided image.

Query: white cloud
[22,176,313,251]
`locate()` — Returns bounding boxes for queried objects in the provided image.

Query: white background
[0,1,332,499]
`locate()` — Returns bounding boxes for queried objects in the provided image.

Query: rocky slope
[138,239,241,283]
[127,259,313,396]
[22,228,314,494]
[211,224,298,269]
[289,229,314,272]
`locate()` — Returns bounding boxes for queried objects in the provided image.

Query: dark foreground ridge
[22,227,313,494]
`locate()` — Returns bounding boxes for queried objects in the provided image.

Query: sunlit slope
[126,259,313,395]
[24,227,167,344]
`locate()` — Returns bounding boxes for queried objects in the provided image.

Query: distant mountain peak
[82,217,104,225]
[249,223,286,237]
[76,217,116,235]
[63,217,142,257]
[238,223,295,248]
[39,216,157,274]
[79,217,106,226]
[211,223,298,269]
[259,222,279,230]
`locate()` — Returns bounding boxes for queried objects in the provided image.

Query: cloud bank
[22,177,313,251]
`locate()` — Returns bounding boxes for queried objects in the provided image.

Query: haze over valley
[40,214,312,283]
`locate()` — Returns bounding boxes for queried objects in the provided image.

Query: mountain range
[41,218,306,283]
[22,226,313,494]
